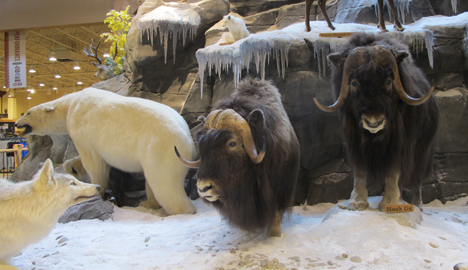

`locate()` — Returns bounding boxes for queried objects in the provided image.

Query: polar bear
[221,15,250,45]
[15,88,196,215]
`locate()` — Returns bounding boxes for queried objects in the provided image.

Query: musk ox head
[175,108,269,230]
[314,45,434,134]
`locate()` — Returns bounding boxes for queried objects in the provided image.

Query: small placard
[319,32,354,38]
[385,204,414,213]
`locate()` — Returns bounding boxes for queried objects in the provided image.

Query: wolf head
[34,159,100,208]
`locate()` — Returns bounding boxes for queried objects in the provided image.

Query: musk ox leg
[266,211,283,237]
[379,172,403,212]
[75,147,110,197]
[340,169,369,211]
[142,159,196,215]
[139,181,162,209]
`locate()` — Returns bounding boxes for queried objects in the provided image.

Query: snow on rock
[138,3,201,64]
[9,196,468,270]
[195,12,463,97]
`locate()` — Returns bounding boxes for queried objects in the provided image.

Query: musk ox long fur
[314,33,439,211]
[176,78,300,237]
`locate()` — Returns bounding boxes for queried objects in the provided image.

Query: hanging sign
[4,31,27,88]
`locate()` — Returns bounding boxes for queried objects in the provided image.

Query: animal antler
[83,38,102,64]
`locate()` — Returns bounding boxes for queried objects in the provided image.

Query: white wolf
[0,159,100,265]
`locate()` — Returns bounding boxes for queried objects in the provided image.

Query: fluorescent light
[77,81,83,85]
[49,51,57,61]
[74,65,81,70]
[29,68,36,73]
[39,83,45,87]
[55,74,61,78]
[53,87,58,90]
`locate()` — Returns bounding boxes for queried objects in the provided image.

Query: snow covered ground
[10,196,468,270]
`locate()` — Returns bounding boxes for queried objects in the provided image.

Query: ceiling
[0,24,113,95]
[0,0,140,97]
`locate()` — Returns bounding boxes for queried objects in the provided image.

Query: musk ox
[314,33,439,211]
[176,78,300,237]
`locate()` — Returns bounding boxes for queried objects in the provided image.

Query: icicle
[451,0,457,13]
[424,31,434,69]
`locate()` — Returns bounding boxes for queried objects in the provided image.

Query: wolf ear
[43,106,55,112]
[36,159,56,188]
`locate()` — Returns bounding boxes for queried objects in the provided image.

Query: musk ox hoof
[339,200,369,211]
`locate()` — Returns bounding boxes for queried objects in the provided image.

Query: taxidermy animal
[0,159,100,265]
[314,33,439,211]
[15,88,196,215]
[305,0,405,32]
[176,78,300,237]
[222,15,250,45]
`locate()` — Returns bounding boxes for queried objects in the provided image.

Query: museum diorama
[2,0,468,269]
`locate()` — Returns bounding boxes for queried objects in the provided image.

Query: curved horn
[174,146,200,168]
[206,109,265,164]
[387,50,435,106]
[314,53,352,113]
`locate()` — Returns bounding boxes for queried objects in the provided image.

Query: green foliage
[100,6,132,75]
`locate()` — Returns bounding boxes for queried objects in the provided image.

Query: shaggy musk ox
[314,33,439,211]
[176,78,300,237]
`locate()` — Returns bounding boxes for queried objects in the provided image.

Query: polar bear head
[15,102,67,136]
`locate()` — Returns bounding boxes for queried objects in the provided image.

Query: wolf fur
[15,88,196,215]
[0,159,100,264]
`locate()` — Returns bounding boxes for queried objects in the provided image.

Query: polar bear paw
[140,200,162,210]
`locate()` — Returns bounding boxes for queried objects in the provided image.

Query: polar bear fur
[15,88,196,215]
[222,15,250,43]
[0,159,100,265]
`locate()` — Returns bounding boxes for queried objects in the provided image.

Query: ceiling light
[103,53,110,58]
[53,87,58,90]
[55,74,61,78]
[27,89,35,93]
[27,96,32,100]
[77,81,83,85]
[49,51,57,61]
[29,67,36,73]
[73,62,81,70]
[2,86,5,89]
[39,83,45,87]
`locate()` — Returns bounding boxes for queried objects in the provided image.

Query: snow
[138,3,201,64]
[10,196,468,270]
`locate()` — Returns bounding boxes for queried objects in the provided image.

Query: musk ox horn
[205,109,265,164]
[174,146,200,168]
[384,48,435,106]
[313,52,353,113]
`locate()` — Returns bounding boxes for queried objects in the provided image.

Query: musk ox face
[196,129,256,204]
[314,45,435,134]
[347,66,398,134]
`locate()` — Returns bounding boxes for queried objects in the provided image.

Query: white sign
[4,31,27,88]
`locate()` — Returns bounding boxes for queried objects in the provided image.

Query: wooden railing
[0,144,29,172]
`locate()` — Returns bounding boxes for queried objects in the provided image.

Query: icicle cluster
[313,39,348,77]
[196,31,295,97]
[451,0,458,13]
[139,4,200,64]
[386,31,434,68]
